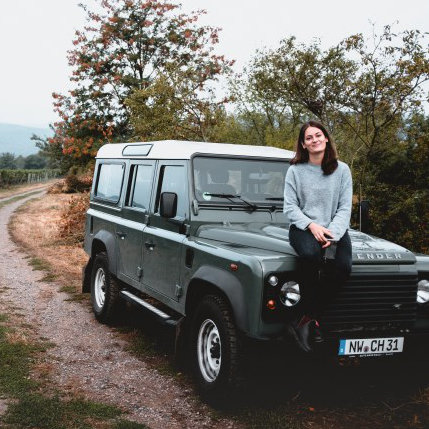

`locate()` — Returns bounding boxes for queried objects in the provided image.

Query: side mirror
[359,200,370,233]
[160,192,178,218]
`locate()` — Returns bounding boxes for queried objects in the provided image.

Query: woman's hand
[308,222,333,248]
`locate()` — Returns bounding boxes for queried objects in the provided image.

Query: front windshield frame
[191,154,290,208]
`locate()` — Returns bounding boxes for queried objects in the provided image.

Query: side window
[128,164,154,210]
[158,165,188,217]
[95,163,124,202]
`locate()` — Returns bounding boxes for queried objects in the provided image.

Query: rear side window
[95,163,125,202]
[128,164,154,210]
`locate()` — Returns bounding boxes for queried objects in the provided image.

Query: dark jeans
[289,224,352,319]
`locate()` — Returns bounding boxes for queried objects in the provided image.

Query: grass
[4,395,122,429]
[58,285,76,294]
[115,310,181,378]
[113,421,149,429]
[0,190,44,209]
[28,257,52,272]
[39,273,58,282]
[0,317,40,397]
[0,182,51,199]
[0,312,148,428]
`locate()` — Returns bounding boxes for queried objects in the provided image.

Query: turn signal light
[266,299,276,310]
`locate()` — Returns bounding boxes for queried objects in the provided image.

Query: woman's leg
[316,231,352,315]
[288,225,323,318]
[334,231,352,282]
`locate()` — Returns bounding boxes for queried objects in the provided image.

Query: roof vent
[122,144,153,156]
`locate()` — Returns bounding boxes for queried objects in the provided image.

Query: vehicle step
[120,290,180,326]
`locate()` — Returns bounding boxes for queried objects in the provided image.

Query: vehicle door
[117,161,155,284]
[142,161,189,300]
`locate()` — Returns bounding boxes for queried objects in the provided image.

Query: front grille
[321,272,418,331]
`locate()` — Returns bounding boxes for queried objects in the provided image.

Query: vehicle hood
[196,223,296,256]
[196,223,416,264]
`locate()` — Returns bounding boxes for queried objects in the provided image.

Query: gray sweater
[283,161,353,240]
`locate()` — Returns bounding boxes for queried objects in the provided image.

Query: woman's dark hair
[291,120,338,175]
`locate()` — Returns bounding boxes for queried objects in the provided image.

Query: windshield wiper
[265,197,284,201]
[202,193,258,212]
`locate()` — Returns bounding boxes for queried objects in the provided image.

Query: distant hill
[0,123,53,156]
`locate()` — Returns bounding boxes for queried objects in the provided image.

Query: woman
[283,120,353,352]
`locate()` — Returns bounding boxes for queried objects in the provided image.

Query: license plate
[338,337,404,356]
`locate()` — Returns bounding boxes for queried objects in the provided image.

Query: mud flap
[82,257,93,293]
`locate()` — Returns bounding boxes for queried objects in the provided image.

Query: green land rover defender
[82,140,429,394]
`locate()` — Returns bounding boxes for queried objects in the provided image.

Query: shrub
[58,192,90,244]
[62,173,92,193]
[361,184,429,255]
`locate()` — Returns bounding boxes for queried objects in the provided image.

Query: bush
[58,192,90,244]
[362,184,429,255]
[62,173,92,193]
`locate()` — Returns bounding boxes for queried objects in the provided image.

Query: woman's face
[302,126,328,156]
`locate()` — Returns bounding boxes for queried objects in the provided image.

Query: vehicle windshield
[193,156,289,205]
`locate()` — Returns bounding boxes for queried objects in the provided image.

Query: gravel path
[0,191,242,428]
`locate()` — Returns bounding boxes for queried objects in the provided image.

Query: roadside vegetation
[0,188,148,428]
[0,151,61,188]
[0,308,149,428]
[0,169,60,188]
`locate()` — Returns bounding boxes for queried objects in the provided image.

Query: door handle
[116,231,127,239]
[145,241,155,250]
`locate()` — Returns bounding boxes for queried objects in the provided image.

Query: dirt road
[0,189,241,428]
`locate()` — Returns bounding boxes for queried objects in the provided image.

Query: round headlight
[417,279,429,305]
[279,281,301,307]
[268,275,278,287]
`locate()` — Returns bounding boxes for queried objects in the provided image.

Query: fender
[92,230,117,275]
[189,265,249,333]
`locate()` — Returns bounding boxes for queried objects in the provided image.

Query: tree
[229,36,356,147]
[0,153,17,169]
[231,26,429,175]
[45,0,231,167]
[337,25,429,184]
[24,153,48,169]
[32,132,75,173]
[126,64,230,141]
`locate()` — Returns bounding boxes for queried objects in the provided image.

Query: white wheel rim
[94,267,106,308]
[197,319,221,382]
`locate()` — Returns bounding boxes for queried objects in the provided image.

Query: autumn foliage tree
[47,0,232,167]
[126,63,231,141]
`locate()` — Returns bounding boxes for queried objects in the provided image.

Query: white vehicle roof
[96,140,294,160]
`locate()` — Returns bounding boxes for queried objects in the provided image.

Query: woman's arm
[328,164,353,240]
[283,167,313,230]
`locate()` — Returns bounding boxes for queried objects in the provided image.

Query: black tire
[191,294,241,395]
[90,252,121,323]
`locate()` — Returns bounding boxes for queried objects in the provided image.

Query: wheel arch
[185,266,248,334]
[91,231,117,275]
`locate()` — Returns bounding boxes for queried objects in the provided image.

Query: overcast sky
[0,0,428,128]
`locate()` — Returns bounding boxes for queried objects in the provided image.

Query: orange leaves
[58,190,90,244]
[50,0,232,165]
